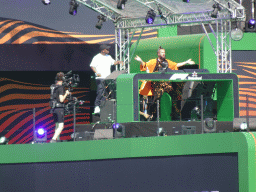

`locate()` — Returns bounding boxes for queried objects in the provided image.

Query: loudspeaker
[71,131,94,141]
[94,129,113,140]
[100,99,116,123]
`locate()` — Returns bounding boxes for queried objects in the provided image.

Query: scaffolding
[77,0,245,73]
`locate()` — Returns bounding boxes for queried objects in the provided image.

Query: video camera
[62,71,84,115]
[62,70,80,92]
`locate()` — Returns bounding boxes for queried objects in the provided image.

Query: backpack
[49,84,60,109]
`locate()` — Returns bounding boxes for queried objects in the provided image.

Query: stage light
[145,9,156,24]
[231,27,243,41]
[69,0,79,16]
[211,3,221,18]
[95,15,106,30]
[0,136,8,145]
[117,0,127,9]
[112,123,125,138]
[183,0,190,2]
[203,118,216,133]
[248,19,256,29]
[42,0,51,5]
[34,128,47,143]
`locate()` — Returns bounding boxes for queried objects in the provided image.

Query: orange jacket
[139,59,178,96]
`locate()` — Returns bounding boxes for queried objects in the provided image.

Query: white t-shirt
[90,53,115,79]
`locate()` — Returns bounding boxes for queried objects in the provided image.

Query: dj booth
[115,71,239,123]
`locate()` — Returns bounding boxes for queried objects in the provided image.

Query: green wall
[130,33,217,73]
[0,132,255,191]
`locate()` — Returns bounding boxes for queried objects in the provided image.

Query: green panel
[116,73,135,123]
[217,80,234,121]
[129,34,204,73]
[0,132,255,191]
[202,33,217,73]
[157,26,177,37]
[160,92,172,121]
[232,33,256,50]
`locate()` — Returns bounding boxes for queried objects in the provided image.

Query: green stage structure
[0,132,255,191]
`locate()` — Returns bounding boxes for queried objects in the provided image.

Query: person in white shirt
[90,44,123,114]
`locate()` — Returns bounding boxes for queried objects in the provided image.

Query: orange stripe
[0,84,49,94]
[240,88,256,91]
[235,62,256,65]
[85,37,116,44]
[239,82,256,85]
[242,69,256,76]
[237,75,255,79]
[240,96,256,102]
[0,94,50,103]
[0,20,11,25]
[71,34,114,38]
[0,21,23,34]
[238,65,256,70]
[0,103,49,111]
[0,24,64,44]
[240,92,256,97]
[240,110,256,116]
[12,31,82,44]
[0,77,48,86]
[33,41,87,44]
[240,103,256,108]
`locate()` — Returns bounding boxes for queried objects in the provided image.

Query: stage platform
[0,132,255,192]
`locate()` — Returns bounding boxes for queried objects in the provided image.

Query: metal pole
[157,100,160,135]
[201,95,204,134]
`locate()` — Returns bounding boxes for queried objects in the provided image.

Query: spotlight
[248,19,256,29]
[145,9,156,24]
[69,0,79,16]
[42,0,51,5]
[112,123,125,138]
[211,3,221,18]
[117,0,127,9]
[95,15,106,30]
[203,118,216,133]
[183,0,190,2]
[34,128,47,143]
[0,136,8,145]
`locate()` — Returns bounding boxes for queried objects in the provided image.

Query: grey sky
[0,0,115,35]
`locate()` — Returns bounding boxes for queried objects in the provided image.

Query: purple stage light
[146,17,154,24]
[249,19,255,25]
[248,19,256,29]
[37,128,45,136]
[112,123,120,129]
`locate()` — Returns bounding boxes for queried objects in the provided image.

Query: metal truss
[116,10,233,30]
[115,28,130,72]
[76,0,122,22]
[76,0,245,73]
[202,20,232,73]
[134,0,175,16]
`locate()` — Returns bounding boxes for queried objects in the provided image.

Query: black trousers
[94,79,106,107]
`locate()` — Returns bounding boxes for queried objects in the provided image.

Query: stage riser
[76,121,233,139]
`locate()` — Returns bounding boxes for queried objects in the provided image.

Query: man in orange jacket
[134,46,195,120]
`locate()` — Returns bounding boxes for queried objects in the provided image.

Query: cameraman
[50,72,70,143]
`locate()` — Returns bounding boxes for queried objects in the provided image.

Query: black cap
[99,44,110,51]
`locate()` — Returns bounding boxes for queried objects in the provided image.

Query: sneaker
[94,106,100,114]
[50,139,57,143]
